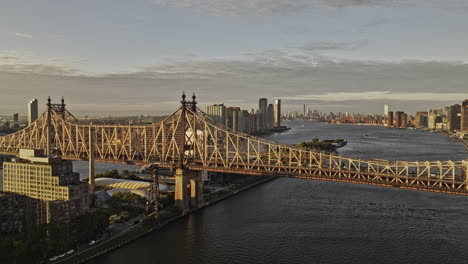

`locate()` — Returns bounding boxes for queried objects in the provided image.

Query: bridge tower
[174,92,204,214]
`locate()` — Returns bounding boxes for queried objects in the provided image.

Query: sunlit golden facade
[2,149,88,225]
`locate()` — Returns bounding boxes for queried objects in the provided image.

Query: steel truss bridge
[1,94,467,212]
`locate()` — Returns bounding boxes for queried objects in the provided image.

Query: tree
[110,192,147,210]
[103,170,119,178]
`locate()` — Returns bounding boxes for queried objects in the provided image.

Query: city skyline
[1,0,468,115]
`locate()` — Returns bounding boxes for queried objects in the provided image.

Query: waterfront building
[226,107,240,131]
[238,110,250,133]
[256,110,263,131]
[394,111,405,128]
[225,107,233,130]
[415,111,428,128]
[387,111,394,127]
[402,113,408,128]
[384,104,389,117]
[462,99,468,134]
[267,104,274,129]
[205,104,226,125]
[249,110,257,132]
[274,99,281,128]
[428,108,443,130]
[28,99,38,125]
[3,149,89,226]
[448,104,461,131]
[259,98,268,130]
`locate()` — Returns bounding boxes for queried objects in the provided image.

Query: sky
[0,0,467,116]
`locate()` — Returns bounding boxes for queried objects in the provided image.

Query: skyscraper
[461,99,468,133]
[13,113,19,125]
[415,111,428,128]
[259,98,268,130]
[394,111,406,128]
[274,99,281,127]
[205,104,226,125]
[427,108,442,130]
[384,104,389,116]
[28,99,38,125]
[226,107,240,131]
[448,104,461,131]
[267,104,274,129]
[387,111,394,127]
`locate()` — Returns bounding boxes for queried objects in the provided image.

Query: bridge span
[0,94,467,212]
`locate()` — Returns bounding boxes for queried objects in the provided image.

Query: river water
[87,121,468,264]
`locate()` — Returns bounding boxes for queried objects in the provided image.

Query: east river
[84,121,468,264]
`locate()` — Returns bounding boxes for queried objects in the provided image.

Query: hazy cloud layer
[151,0,468,16]
[152,0,401,15]
[297,41,368,52]
[7,32,33,38]
[1,51,467,115]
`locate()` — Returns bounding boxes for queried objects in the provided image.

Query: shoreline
[58,176,277,264]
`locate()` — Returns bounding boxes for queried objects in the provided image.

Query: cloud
[8,32,33,38]
[363,18,389,28]
[295,41,368,52]
[0,51,467,114]
[151,0,403,16]
[0,63,78,76]
[152,0,468,16]
[0,53,87,76]
[0,56,20,61]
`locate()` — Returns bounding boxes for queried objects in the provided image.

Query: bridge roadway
[0,95,467,212]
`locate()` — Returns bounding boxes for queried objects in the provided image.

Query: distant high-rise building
[267,104,274,129]
[448,104,461,131]
[303,104,306,117]
[239,110,250,133]
[256,109,263,131]
[386,111,394,127]
[428,108,443,130]
[259,98,268,130]
[249,109,258,132]
[205,104,226,125]
[274,99,281,127]
[384,104,389,117]
[461,100,468,133]
[13,113,19,125]
[395,111,405,128]
[28,99,38,125]
[226,107,240,131]
[402,113,408,128]
[415,111,428,128]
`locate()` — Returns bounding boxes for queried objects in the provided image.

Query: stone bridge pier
[175,169,204,214]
